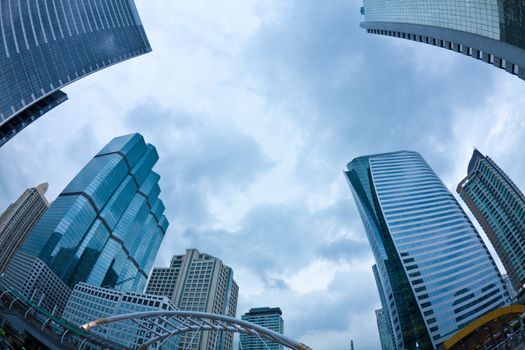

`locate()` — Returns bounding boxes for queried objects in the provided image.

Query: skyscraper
[502,274,518,302]
[20,133,168,293]
[375,309,395,350]
[0,183,49,272]
[0,0,151,147]
[239,307,284,350]
[359,1,525,80]
[457,149,525,295]
[345,151,509,349]
[146,249,239,350]
[372,265,396,350]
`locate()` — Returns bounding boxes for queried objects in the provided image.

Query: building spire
[36,182,49,196]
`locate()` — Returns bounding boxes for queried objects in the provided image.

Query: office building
[146,249,239,350]
[503,274,518,303]
[345,151,509,349]
[0,0,151,147]
[63,283,178,349]
[0,183,49,272]
[375,309,396,350]
[20,133,168,293]
[457,149,525,295]
[359,0,525,80]
[240,307,284,350]
[372,265,395,350]
[0,252,71,315]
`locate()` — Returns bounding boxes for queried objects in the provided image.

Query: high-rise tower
[0,0,151,147]
[240,307,284,350]
[376,309,395,350]
[359,1,525,81]
[20,133,168,293]
[146,249,239,350]
[0,183,49,272]
[457,149,525,295]
[372,265,396,350]
[345,151,509,349]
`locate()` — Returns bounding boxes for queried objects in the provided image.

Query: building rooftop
[245,307,283,316]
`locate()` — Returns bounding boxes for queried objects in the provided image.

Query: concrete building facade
[146,249,239,350]
[63,283,178,349]
[0,183,49,272]
[458,149,525,294]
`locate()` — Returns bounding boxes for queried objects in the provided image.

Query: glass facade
[240,307,284,350]
[346,154,432,350]
[20,133,168,293]
[360,0,525,80]
[363,0,501,39]
[0,0,151,147]
[346,151,509,349]
[457,149,525,294]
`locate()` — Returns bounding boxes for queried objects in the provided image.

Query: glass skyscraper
[360,0,525,80]
[239,307,284,350]
[20,133,168,293]
[457,149,525,295]
[0,0,151,147]
[345,151,509,349]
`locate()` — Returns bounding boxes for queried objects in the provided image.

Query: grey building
[345,151,509,349]
[63,283,179,349]
[146,249,239,350]
[360,0,525,81]
[0,183,49,272]
[457,149,525,295]
[0,252,71,315]
[0,0,151,147]
[239,307,284,350]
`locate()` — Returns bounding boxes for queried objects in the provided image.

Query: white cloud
[3,1,525,349]
[287,260,349,294]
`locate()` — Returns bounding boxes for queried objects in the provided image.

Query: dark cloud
[317,238,371,263]
[240,0,500,179]
[2,1,525,349]
[266,277,289,290]
[125,100,273,227]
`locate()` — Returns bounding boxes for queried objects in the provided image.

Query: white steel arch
[82,310,313,350]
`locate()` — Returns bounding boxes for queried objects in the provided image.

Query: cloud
[2,0,525,349]
[318,237,370,263]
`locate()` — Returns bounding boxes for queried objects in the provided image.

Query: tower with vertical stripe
[0,0,151,147]
[345,151,509,349]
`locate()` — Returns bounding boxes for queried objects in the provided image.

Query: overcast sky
[2,1,525,349]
